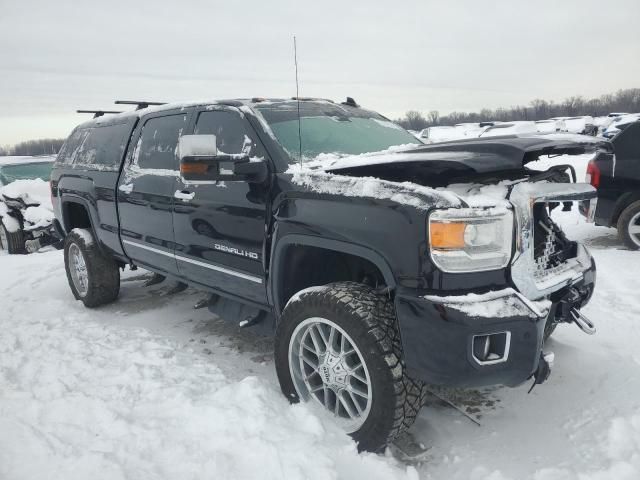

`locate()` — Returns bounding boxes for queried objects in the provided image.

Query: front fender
[268,230,397,315]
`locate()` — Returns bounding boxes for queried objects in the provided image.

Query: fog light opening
[472,332,511,365]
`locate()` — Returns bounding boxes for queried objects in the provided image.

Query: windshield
[255,101,420,162]
[0,162,53,185]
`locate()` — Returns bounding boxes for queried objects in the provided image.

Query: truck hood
[323,134,609,187]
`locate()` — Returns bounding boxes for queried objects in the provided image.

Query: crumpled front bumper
[395,255,596,388]
[395,288,548,388]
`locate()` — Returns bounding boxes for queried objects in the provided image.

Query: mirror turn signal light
[180,163,209,175]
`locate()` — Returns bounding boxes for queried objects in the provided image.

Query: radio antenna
[294,35,302,167]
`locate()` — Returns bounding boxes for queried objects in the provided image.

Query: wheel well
[276,244,387,313]
[62,201,91,232]
[612,193,640,225]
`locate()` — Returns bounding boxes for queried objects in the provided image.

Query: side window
[194,110,266,157]
[136,114,188,170]
[75,123,132,168]
[56,128,89,165]
[614,122,640,161]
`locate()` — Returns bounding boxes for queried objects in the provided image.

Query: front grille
[532,204,577,281]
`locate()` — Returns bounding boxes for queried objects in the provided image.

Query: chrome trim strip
[122,239,263,284]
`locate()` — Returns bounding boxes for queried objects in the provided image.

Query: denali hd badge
[214,243,259,260]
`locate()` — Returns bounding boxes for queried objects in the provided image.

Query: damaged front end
[394,154,599,390]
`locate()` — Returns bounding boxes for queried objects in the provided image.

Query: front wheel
[275,282,426,452]
[0,220,25,254]
[64,228,120,307]
[617,200,640,250]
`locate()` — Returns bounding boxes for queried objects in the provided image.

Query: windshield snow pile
[0,178,54,231]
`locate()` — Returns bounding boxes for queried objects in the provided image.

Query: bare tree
[0,138,64,156]
[399,88,640,128]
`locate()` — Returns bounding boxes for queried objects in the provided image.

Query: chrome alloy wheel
[288,317,372,433]
[628,212,640,248]
[68,243,89,296]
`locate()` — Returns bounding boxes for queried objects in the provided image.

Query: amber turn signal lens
[430,222,466,249]
[180,163,208,175]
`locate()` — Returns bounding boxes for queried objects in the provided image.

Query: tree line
[395,88,640,131]
[0,138,65,157]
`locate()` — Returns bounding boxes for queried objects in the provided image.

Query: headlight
[429,208,513,272]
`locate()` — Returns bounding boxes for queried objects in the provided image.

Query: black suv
[583,120,640,249]
[51,98,600,452]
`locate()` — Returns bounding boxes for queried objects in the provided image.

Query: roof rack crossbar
[114,100,166,110]
[77,110,123,118]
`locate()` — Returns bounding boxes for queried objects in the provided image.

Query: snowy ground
[1,155,639,480]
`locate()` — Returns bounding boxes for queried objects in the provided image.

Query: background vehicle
[419,125,465,143]
[479,121,538,137]
[0,155,59,254]
[51,98,599,452]
[536,119,566,133]
[602,113,640,139]
[584,120,640,249]
[0,156,55,186]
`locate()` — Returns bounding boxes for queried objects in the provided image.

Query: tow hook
[528,352,554,393]
[570,308,596,335]
[558,287,596,335]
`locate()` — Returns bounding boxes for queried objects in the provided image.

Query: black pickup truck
[51,98,602,452]
[583,120,640,249]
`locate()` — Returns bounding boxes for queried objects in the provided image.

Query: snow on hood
[286,136,606,211]
[299,143,429,171]
[0,178,54,231]
[287,163,462,210]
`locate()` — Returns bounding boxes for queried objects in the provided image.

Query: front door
[118,111,191,274]
[172,106,270,304]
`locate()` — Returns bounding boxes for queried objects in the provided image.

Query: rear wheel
[617,200,640,250]
[64,228,120,307]
[0,220,25,254]
[275,282,426,452]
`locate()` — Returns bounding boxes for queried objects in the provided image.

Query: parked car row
[418,112,640,144]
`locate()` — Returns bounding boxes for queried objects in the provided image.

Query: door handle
[174,190,195,201]
[119,183,134,194]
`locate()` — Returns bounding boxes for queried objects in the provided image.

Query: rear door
[172,106,270,304]
[117,110,191,274]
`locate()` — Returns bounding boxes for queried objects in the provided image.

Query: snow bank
[0,252,416,480]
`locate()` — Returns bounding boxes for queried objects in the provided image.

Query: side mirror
[178,134,268,183]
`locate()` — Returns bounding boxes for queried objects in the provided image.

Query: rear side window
[614,122,640,161]
[136,114,188,170]
[194,110,266,157]
[56,128,89,165]
[74,123,132,169]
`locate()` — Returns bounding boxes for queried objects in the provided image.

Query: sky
[0,0,639,146]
